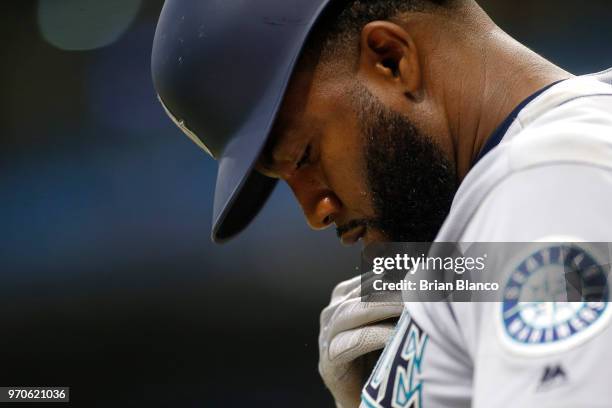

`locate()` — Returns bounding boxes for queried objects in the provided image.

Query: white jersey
[361,70,612,408]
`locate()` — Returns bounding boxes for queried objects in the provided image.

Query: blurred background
[0,0,611,406]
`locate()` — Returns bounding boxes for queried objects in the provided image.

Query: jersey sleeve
[360,303,473,408]
[458,163,612,407]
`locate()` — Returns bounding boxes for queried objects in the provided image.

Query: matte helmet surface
[151,0,334,243]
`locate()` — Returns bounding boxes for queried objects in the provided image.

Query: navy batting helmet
[151,0,336,243]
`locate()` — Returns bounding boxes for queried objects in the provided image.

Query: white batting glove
[318,275,403,408]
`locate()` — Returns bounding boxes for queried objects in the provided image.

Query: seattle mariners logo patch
[362,313,428,408]
[499,244,612,355]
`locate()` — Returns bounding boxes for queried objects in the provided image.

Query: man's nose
[287,174,341,230]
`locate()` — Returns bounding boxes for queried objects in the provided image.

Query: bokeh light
[37,0,141,51]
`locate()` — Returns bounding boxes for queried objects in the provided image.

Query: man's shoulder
[518,72,612,122]
[507,73,612,169]
[437,72,612,242]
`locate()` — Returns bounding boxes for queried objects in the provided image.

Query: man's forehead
[257,116,302,171]
[265,56,353,159]
[257,99,327,175]
[272,65,321,138]
[265,114,315,157]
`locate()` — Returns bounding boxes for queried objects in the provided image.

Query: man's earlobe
[359,21,421,93]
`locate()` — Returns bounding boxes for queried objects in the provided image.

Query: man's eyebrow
[259,119,315,172]
[258,132,283,173]
[259,137,278,169]
[257,158,275,175]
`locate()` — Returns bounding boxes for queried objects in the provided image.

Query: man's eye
[296,145,311,169]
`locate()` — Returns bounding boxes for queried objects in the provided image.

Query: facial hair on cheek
[353,85,458,242]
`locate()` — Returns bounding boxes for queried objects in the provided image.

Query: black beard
[352,85,458,242]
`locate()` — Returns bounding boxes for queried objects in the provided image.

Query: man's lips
[339,224,367,246]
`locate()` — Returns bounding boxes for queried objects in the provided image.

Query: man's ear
[358,21,421,97]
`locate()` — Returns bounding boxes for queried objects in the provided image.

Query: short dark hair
[303,0,456,67]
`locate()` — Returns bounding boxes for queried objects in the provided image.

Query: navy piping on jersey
[471,80,566,167]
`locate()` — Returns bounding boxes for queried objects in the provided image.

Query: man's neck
[449,28,572,181]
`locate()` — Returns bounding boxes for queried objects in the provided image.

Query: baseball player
[151,0,612,407]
